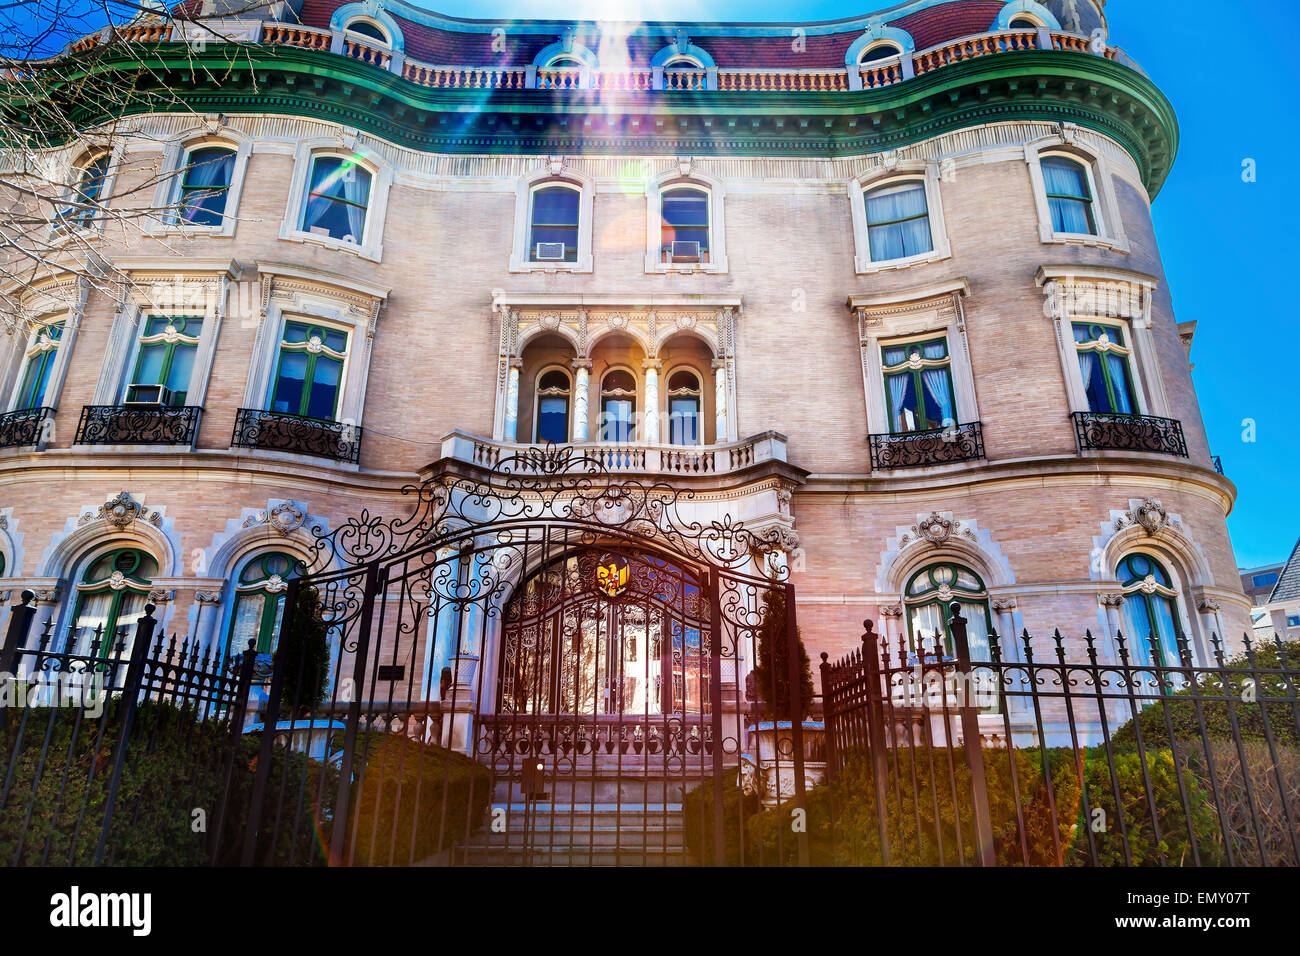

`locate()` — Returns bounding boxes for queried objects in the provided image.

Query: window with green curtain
[1041,156,1096,235]
[270,321,348,421]
[131,315,202,405]
[1117,553,1182,668]
[529,186,580,262]
[1072,322,1137,414]
[881,336,955,433]
[174,146,235,226]
[903,561,993,662]
[71,548,158,659]
[865,180,933,261]
[14,322,63,410]
[226,552,297,660]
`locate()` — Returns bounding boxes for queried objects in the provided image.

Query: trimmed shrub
[749,590,814,722]
[278,584,331,715]
[682,777,761,866]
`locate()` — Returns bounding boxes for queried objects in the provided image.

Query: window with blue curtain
[1117,553,1182,667]
[131,315,202,405]
[271,321,348,421]
[865,181,933,262]
[14,322,63,410]
[529,186,580,262]
[599,369,637,443]
[1073,322,1137,414]
[660,187,709,258]
[57,153,111,229]
[1041,156,1096,234]
[881,336,955,433]
[301,156,372,242]
[535,368,571,443]
[174,146,235,226]
[667,369,701,446]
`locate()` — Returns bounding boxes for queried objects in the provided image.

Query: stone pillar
[879,604,904,657]
[1098,594,1125,663]
[992,598,1018,661]
[572,359,591,441]
[712,358,727,444]
[643,358,661,444]
[1197,600,1224,665]
[503,361,521,442]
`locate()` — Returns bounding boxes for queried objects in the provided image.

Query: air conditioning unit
[124,383,172,405]
[535,242,567,261]
[670,240,702,263]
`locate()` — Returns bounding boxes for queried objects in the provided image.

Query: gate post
[860,620,892,865]
[706,569,726,867]
[949,601,996,866]
[0,589,36,679]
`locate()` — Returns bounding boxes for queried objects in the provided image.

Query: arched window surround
[278,138,393,262]
[328,3,406,53]
[664,364,704,447]
[1023,135,1130,253]
[598,365,639,443]
[65,545,160,659]
[991,1,1061,32]
[509,166,594,273]
[1114,550,1198,668]
[644,167,728,275]
[147,130,252,238]
[848,162,951,274]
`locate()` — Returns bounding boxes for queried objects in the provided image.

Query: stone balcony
[439,429,791,479]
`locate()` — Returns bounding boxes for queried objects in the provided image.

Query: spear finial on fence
[1114,627,1130,665]
[1020,627,1035,664]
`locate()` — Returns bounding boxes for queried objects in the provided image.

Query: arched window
[528,185,580,263]
[535,368,571,443]
[300,154,373,243]
[226,551,297,660]
[1040,156,1096,235]
[881,335,955,433]
[1008,15,1039,29]
[57,153,111,230]
[667,369,701,446]
[600,369,637,443]
[344,18,390,47]
[1117,553,1181,667]
[173,145,235,226]
[270,321,349,421]
[13,321,63,410]
[865,179,933,262]
[660,186,710,263]
[71,548,158,657]
[859,41,902,63]
[903,562,992,661]
[1072,321,1137,414]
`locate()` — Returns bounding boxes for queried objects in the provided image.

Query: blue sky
[10,0,1296,566]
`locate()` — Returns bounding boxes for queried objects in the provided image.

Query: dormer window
[859,42,902,63]
[344,18,391,47]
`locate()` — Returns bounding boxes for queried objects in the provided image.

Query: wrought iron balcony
[0,406,55,449]
[231,408,362,464]
[1072,411,1188,458]
[75,404,202,446]
[1211,454,1224,475]
[868,421,985,471]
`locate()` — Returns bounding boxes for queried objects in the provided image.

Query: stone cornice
[28,45,1179,195]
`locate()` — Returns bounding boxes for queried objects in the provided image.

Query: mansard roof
[1268,537,1300,605]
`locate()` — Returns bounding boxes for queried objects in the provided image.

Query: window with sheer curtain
[904,562,992,662]
[1072,322,1137,414]
[70,548,158,659]
[1117,553,1182,668]
[865,180,933,262]
[1041,156,1096,235]
[881,335,956,433]
[226,552,296,661]
[300,156,373,243]
[173,146,235,226]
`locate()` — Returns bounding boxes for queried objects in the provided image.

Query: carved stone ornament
[991,598,1018,613]
[914,512,961,546]
[1098,593,1125,609]
[108,570,128,591]
[263,574,288,594]
[1116,497,1169,536]
[80,491,162,530]
[147,588,176,604]
[194,588,224,605]
[243,502,306,535]
[539,313,562,331]
[879,604,903,618]
[1197,600,1221,614]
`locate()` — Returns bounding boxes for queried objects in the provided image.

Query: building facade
[0,0,1248,722]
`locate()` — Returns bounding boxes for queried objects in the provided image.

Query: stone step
[453,803,693,866]
[455,845,698,867]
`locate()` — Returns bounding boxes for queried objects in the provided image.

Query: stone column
[1098,594,1125,663]
[992,598,1018,661]
[643,358,661,444]
[571,358,591,441]
[712,358,728,443]
[879,604,904,658]
[503,361,521,442]
[1197,600,1223,665]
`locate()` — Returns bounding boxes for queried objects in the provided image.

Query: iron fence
[821,607,1300,866]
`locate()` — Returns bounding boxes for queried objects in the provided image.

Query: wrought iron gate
[236,447,809,866]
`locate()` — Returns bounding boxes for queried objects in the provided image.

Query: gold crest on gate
[595,553,631,599]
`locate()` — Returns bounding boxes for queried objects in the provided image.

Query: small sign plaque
[376,665,405,682]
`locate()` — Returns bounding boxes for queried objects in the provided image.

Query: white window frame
[0,279,87,429]
[279,138,392,262]
[343,17,392,48]
[531,364,573,443]
[88,261,238,439]
[664,364,705,447]
[146,132,251,238]
[849,279,978,443]
[49,146,122,243]
[849,162,951,275]
[509,165,594,273]
[1024,134,1130,253]
[644,167,728,275]
[1035,265,1167,419]
[243,263,390,466]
